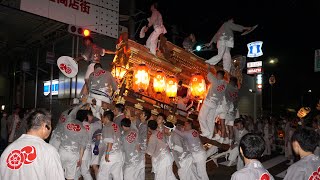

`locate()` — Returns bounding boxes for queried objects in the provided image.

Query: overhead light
[196,45,202,51]
[1,105,5,111]
[308,89,312,93]
[249,89,253,92]
[269,59,275,64]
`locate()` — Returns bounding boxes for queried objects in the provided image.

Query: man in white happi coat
[121,118,145,180]
[76,110,102,180]
[143,2,167,55]
[231,133,274,180]
[50,110,89,180]
[174,120,209,180]
[198,67,227,140]
[0,109,64,180]
[163,121,198,180]
[284,128,320,180]
[224,76,239,143]
[97,110,124,180]
[146,120,177,180]
[205,18,251,72]
[88,63,118,107]
[113,103,125,128]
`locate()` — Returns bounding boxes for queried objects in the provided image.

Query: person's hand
[205,43,211,47]
[125,108,131,119]
[105,154,110,162]
[244,27,252,31]
[144,26,149,32]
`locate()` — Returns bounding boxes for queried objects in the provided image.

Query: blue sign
[43,80,59,96]
[247,41,263,58]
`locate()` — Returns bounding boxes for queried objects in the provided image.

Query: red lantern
[166,75,178,98]
[132,64,150,92]
[153,70,166,93]
[190,73,206,98]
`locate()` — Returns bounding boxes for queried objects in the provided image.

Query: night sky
[136,0,320,111]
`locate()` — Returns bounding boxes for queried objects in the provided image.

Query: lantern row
[112,64,207,99]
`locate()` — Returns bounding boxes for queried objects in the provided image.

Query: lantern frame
[189,73,206,99]
[165,75,178,98]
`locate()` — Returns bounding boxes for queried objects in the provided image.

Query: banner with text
[20,0,119,38]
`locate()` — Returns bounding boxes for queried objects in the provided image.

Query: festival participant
[198,67,227,140]
[121,118,144,180]
[156,112,166,132]
[88,63,118,108]
[231,133,274,180]
[284,128,320,180]
[143,2,167,55]
[163,122,198,180]
[97,110,123,180]
[0,109,64,180]
[113,103,125,128]
[75,36,115,96]
[77,110,102,180]
[7,106,21,143]
[174,120,209,180]
[146,120,176,180]
[224,76,239,144]
[205,18,251,72]
[177,93,194,117]
[182,33,197,52]
[51,110,89,180]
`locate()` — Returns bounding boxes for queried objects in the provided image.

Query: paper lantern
[166,75,178,98]
[133,64,150,92]
[190,73,206,98]
[153,70,166,93]
[111,65,127,80]
[297,107,311,119]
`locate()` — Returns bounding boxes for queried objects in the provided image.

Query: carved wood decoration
[112,32,245,122]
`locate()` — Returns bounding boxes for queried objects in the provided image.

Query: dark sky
[137,0,320,110]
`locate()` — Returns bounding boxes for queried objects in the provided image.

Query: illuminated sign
[256,74,263,89]
[247,41,263,58]
[43,79,59,96]
[247,67,263,74]
[247,61,262,68]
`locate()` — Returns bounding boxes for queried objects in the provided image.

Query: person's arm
[146,135,156,156]
[105,142,113,162]
[207,71,216,84]
[103,49,116,55]
[102,126,114,162]
[228,22,250,32]
[173,128,186,138]
[144,11,157,32]
[283,166,305,180]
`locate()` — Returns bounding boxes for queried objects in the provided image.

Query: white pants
[228,146,244,170]
[152,153,177,180]
[97,151,124,180]
[178,155,198,180]
[198,100,217,138]
[192,151,209,180]
[205,40,232,73]
[76,147,93,180]
[146,26,166,55]
[124,160,145,180]
[59,148,79,179]
[264,136,271,155]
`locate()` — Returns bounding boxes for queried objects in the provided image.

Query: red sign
[247,67,263,74]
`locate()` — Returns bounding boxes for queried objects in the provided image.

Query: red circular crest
[21,146,37,164]
[309,167,320,180]
[157,131,163,140]
[192,130,198,137]
[6,149,25,170]
[112,123,119,133]
[260,173,270,180]
[217,85,225,92]
[73,124,81,131]
[84,124,90,131]
[126,132,137,143]
[65,67,72,74]
[59,63,66,70]
[59,115,66,123]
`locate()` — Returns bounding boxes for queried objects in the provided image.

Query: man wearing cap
[163,121,197,180]
[75,36,115,96]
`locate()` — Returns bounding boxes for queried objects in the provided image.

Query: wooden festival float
[111,32,246,123]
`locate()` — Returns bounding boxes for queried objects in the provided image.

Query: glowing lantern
[153,70,166,93]
[190,73,206,98]
[297,107,311,119]
[133,64,150,92]
[83,29,90,37]
[166,75,178,98]
[111,65,127,80]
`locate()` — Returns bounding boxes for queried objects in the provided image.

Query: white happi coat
[225,84,239,125]
[0,134,64,180]
[122,128,144,180]
[97,122,123,180]
[198,72,226,139]
[284,154,320,180]
[166,132,198,180]
[229,128,248,170]
[174,129,209,180]
[146,130,176,180]
[231,160,274,180]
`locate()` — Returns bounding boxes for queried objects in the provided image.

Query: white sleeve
[45,147,65,180]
